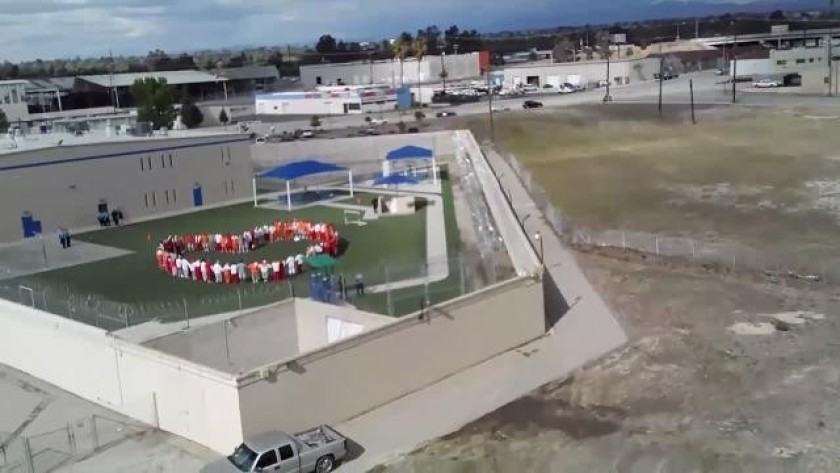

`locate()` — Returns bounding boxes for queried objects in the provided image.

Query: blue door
[192,185,204,207]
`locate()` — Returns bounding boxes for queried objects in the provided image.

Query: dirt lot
[448,104,840,277]
[380,249,840,472]
[372,104,840,472]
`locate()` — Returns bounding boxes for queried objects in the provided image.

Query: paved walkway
[332,134,627,472]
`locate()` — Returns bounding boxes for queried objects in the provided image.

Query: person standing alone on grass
[355,273,364,296]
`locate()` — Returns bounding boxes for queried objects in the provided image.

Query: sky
[0,0,801,62]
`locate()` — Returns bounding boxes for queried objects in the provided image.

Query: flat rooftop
[0,128,244,155]
[139,299,393,375]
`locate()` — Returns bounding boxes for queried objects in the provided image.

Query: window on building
[168,153,173,167]
[165,190,170,205]
[777,60,787,65]
[230,179,235,194]
[256,451,278,468]
[348,103,361,111]
[3,92,9,104]
[279,445,294,461]
[809,58,815,63]
[160,154,165,168]
[147,156,152,169]
[316,76,323,85]
[140,158,145,171]
[152,192,157,207]
[11,88,18,104]
[224,180,229,195]
[172,189,177,203]
[796,58,806,64]
[144,194,149,208]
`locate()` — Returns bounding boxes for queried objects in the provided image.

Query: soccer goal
[343,210,366,226]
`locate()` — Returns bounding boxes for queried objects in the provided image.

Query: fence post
[23,437,34,473]
[459,253,467,295]
[237,289,243,310]
[423,262,430,304]
[384,263,393,317]
[92,415,99,450]
[183,298,189,329]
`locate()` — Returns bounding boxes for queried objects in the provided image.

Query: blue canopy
[258,160,346,181]
[385,145,433,161]
[374,174,420,186]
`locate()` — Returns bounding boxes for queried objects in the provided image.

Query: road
[227,71,840,138]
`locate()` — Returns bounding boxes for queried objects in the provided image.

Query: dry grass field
[458,104,840,276]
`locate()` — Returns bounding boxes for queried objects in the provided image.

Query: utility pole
[731,22,738,104]
[829,0,835,96]
[368,51,374,84]
[487,69,496,142]
[108,49,118,112]
[658,55,665,115]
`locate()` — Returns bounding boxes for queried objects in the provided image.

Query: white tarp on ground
[326,317,364,344]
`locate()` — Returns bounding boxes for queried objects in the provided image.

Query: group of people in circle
[154,219,340,284]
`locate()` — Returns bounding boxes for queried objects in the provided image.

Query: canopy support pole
[286,180,292,211]
[432,156,438,187]
[252,178,257,207]
[348,170,354,197]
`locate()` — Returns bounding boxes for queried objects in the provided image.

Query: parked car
[201,426,347,473]
[407,127,420,133]
[436,111,457,117]
[299,129,315,139]
[491,105,511,112]
[369,118,388,126]
[596,80,609,88]
[558,83,576,94]
[753,78,782,88]
[542,83,554,89]
[523,100,543,109]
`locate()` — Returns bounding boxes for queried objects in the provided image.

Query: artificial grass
[15,201,427,321]
[11,173,464,322]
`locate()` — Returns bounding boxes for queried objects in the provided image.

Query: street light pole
[731,23,738,103]
[487,69,496,142]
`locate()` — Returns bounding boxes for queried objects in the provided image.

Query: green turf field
[10,174,463,324]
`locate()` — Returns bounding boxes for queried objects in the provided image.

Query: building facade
[299,52,488,88]
[0,133,253,242]
[498,58,660,89]
[0,80,31,123]
[254,84,400,116]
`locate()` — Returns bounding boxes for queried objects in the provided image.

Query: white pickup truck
[201,426,348,473]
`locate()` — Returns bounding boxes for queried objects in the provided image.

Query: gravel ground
[379,247,840,472]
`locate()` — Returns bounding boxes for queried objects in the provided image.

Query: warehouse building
[497,57,660,89]
[299,52,489,88]
[254,84,405,116]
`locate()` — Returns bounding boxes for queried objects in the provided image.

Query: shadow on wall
[542,269,570,330]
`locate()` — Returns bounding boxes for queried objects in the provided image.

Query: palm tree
[391,37,412,87]
[412,36,428,101]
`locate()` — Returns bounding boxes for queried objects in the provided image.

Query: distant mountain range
[478,0,829,32]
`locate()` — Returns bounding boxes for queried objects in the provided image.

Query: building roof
[217,65,279,81]
[78,70,226,88]
[25,77,76,93]
[0,80,31,86]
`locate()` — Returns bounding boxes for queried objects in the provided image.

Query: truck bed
[295,425,344,451]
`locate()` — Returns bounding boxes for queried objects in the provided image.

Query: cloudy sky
[0,0,787,61]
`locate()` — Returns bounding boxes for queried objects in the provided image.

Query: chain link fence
[484,142,834,285]
[0,250,500,330]
[0,415,148,473]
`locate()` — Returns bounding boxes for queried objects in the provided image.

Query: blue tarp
[373,174,420,186]
[258,160,346,181]
[385,145,433,161]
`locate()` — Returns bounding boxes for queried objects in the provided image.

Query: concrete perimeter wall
[0,298,243,453]
[236,275,544,437]
[250,131,457,176]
